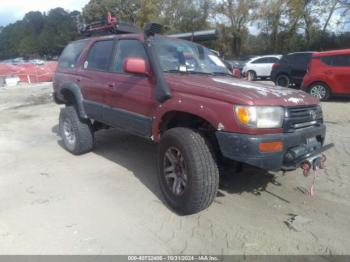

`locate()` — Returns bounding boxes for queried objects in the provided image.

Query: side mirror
[123,58,151,76]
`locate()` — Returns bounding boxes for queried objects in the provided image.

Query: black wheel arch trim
[60,83,88,119]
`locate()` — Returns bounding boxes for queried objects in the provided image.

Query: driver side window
[113,40,148,73]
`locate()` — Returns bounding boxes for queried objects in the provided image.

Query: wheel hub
[63,119,76,145]
[310,85,326,99]
[163,147,187,196]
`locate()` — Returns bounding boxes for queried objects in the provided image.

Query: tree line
[0,0,349,60]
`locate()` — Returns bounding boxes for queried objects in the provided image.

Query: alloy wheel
[163,147,187,196]
[310,85,327,100]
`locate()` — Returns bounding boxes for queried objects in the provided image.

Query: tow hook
[301,153,327,197]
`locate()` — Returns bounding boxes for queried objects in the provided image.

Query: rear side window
[320,56,333,66]
[252,58,270,64]
[58,40,88,69]
[85,40,114,71]
[319,55,350,67]
[280,56,289,64]
[290,54,311,69]
[291,54,311,65]
[113,40,148,73]
[332,55,350,67]
[269,57,280,63]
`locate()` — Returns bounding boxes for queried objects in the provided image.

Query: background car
[302,49,350,101]
[242,55,281,80]
[271,52,314,88]
[223,60,242,78]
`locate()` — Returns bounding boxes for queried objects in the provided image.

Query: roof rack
[77,12,218,43]
[79,12,140,36]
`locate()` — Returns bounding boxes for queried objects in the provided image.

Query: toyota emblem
[309,110,317,120]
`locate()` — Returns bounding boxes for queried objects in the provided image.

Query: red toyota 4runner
[53,33,331,215]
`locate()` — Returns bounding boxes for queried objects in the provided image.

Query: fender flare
[60,83,88,119]
[152,105,222,142]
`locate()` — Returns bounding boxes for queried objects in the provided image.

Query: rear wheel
[276,74,290,87]
[158,128,219,215]
[59,106,94,155]
[309,82,330,101]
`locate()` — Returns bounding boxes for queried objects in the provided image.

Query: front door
[104,39,156,138]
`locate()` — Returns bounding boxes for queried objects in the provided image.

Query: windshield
[153,36,231,76]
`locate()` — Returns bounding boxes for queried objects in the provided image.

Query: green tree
[216,0,258,57]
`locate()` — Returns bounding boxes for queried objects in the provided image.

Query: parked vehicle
[301,49,350,101]
[242,55,281,80]
[53,32,331,215]
[271,52,314,88]
[223,60,242,78]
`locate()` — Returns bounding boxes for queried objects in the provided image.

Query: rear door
[290,53,312,84]
[329,54,350,94]
[250,57,266,76]
[104,39,156,138]
[54,39,89,95]
[78,39,116,121]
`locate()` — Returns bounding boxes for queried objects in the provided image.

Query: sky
[0,0,89,27]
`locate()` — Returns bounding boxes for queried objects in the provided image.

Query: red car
[302,49,350,100]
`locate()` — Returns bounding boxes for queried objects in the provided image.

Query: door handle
[325,70,333,75]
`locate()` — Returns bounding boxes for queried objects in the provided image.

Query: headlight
[235,105,284,128]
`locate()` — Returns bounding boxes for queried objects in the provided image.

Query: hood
[165,74,318,106]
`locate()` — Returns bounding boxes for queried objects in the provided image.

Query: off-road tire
[158,128,219,215]
[275,74,291,87]
[308,82,330,101]
[59,106,94,155]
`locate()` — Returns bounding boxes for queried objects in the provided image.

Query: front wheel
[158,128,219,215]
[308,82,330,101]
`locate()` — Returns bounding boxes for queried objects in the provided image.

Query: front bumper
[216,125,331,171]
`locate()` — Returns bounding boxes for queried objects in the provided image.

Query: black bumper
[216,125,330,171]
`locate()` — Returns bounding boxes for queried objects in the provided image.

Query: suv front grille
[284,105,323,132]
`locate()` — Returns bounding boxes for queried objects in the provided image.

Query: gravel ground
[0,82,349,255]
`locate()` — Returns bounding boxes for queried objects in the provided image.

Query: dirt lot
[0,82,349,255]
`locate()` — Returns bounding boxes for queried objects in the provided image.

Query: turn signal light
[259,141,283,153]
[236,107,250,125]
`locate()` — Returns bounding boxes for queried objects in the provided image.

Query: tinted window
[58,40,88,69]
[291,54,310,64]
[254,57,280,63]
[320,56,333,66]
[332,55,350,67]
[252,58,266,64]
[114,40,148,73]
[280,55,290,64]
[269,57,280,63]
[85,40,114,71]
[290,54,311,69]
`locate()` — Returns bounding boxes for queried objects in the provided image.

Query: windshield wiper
[187,71,213,76]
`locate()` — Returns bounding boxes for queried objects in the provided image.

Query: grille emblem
[309,110,317,120]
